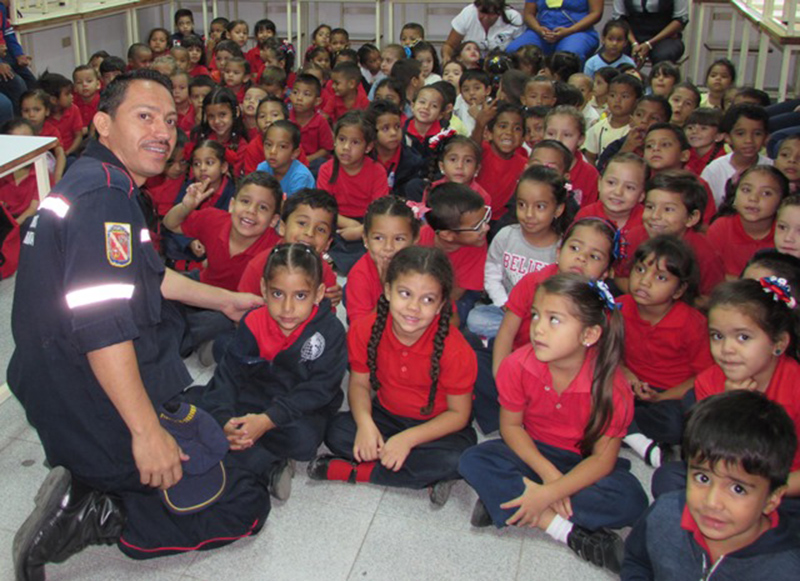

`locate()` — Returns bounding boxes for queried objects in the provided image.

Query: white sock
[545,514,574,544]
[625,433,655,459]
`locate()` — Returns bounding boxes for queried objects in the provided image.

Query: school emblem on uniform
[300,332,325,362]
[105,222,132,267]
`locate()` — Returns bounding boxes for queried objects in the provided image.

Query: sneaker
[269,460,293,501]
[306,454,356,483]
[428,480,456,507]
[644,441,673,468]
[469,499,493,528]
[566,525,624,573]
[196,340,215,367]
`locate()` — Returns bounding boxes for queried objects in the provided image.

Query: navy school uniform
[388,139,427,202]
[8,139,269,558]
[198,301,347,478]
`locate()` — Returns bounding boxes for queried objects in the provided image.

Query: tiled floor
[0,274,655,580]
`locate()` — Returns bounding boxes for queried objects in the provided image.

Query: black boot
[13,466,127,581]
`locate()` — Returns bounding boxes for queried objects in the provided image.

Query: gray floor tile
[0,439,49,533]
[348,512,523,581]
[518,533,617,581]
[291,461,387,515]
[0,395,40,445]
[374,479,482,533]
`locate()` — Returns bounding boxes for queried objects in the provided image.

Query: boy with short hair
[405,84,448,158]
[171,70,195,134]
[72,65,101,131]
[163,171,283,291]
[322,61,369,124]
[701,103,772,207]
[243,95,292,173]
[99,56,126,86]
[38,71,83,156]
[256,120,316,196]
[523,106,549,153]
[238,187,342,307]
[171,8,196,45]
[330,28,350,54]
[367,99,425,200]
[522,76,556,108]
[259,65,287,98]
[584,74,643,164]
[622,390,800,581]
[189,74,215,126]
[127,43,153,70]
[400,22,425,47]
[685,107,726,177]
[454,69,492,136]
[290,73,334,164]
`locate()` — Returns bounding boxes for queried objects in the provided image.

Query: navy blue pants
[629,393,685,445]
[325,400,477,488]
[327,234,366,276]
[459,439,648,530]
[472,342,501,434]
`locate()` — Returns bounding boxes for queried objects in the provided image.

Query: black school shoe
[428,480,456,507]
[469,499,493,528]
[268,459,295,501]
[566,525,625,574]
[14,466,126,581]
[306,454,357,483]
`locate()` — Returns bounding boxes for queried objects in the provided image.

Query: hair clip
[589,279,620,312]
[760,276,797,309]
[406,200,430,220]
[427,127,458,151]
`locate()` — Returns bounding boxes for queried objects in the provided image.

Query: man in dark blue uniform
[8,70,270,580]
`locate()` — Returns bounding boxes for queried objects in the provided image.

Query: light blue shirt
[584,53,637,78]
[256,159,316,197]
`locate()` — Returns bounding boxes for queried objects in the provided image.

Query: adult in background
[505,0,602,62]
[442,0,524,63]
[612,0,689,65]
[9,70,270,580]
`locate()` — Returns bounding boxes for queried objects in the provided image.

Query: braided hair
[366,246,454,416]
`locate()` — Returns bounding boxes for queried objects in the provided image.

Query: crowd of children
[2,8,800,579]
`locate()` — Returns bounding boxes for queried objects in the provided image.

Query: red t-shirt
[0,167,51,217]
[418,225,487,291]
[237,241,337,295]
[177,103,196,135]
[316,157,389,218]
[143,175,185,217]
[695,356,800,471]
[48,104,83,151]
[706,214,775,277]
[475,141,527,220]
[321,84,370,125]
[245,46,264,77]
[74,92,99,129]
[189,64,211,78]
[180,207,281,290]
[698,176,717,225]
[38,121,63,148]
[686,145,726,177]
[569,151,599,207]
[345,253,383,322]
[618,295,713,388]
[348,311,477,420]
[290,110,334,157]
[504,263,559,350]
[497,345,633,454]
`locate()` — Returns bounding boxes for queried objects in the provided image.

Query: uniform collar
[85,139,132,176]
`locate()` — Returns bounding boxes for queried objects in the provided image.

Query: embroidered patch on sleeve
[105,222,132,267]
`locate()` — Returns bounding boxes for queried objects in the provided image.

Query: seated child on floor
[257,121,315,196]
[544,105,599,207]
[309,246,477,507]
[622,390,800,581]
[460,274,648,575]
[200,243,347,502]
[20,89,66,181]
[0,119,52,224]
[584,74,642,164]
[289,74,334,165]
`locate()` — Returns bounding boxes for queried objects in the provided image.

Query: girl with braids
[459,274,648,574]
[309,246,478,506]
[652,277,800,529]
[317,110,390,274]
[345,196,421,323]
[200,243,347,501]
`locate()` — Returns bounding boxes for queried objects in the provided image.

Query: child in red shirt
[163,171,282,291]
[39,71,83,157]
[346,196,420,323]
[419,183,489,325]
[20,90,66,181]
[707,165,788,278]
[684,107,726,177]
[191,87,249,177]
[182,34,210,77]
[223,56,251,104]
[317,110,389,274]
[474,102,527,221]
[322,61,369,124]
[544,105,599,207]
[619,236,713,467]
[460,275,647,574]
[170,70,195,134]
[71,65,101,132]
[241,86,268,139]
[309,246,477,506]
[0,119,52,224]
[289,74,334,165]
[142,129,190,218]
[238,188,342,307]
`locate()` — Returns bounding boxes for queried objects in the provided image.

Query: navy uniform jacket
[200,301,346,428]
[8,140,191,481]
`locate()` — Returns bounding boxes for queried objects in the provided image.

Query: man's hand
[325,283,343,307]
[221,291,264,322]
[17,55,32,67]
[132,425,188,490]
[0,62,14,81]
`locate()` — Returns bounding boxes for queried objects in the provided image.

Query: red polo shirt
[504,263,559,350]
[695,356,800,470]
[569,151,599,207]
[475,141,527,220]
[618,295,713,388]
[497,345,633,454]
[706,214,775,277]
[177,103,196,135]
[143,175,185,217]
[48,104,83,151]
[181,207,281,291]
[74,92,99,129]
[418,225,487,291]
[316,157,389,218]
[290,110,334,157]
[345,253,383,322]
[38,121,63,148]
[348,311,477,420]
[321,84,370,124]
[189,64,211,78]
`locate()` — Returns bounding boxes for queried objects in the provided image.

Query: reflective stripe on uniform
[39,196,71,218]
[65,283,135,309]
[140,228,151,243]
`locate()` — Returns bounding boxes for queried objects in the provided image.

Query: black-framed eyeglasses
[450,206,492,232]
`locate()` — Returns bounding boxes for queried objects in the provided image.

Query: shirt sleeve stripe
[65,283,135,309]
[40,196,71,218]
